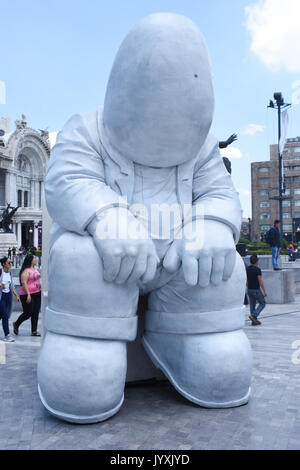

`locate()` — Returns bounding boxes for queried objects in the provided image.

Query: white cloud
[241,124,265,136]
[246,0,300,72]
[49,131,58,149]
[220,146,243,159]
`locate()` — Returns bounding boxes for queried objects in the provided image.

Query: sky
[1,0,300,218]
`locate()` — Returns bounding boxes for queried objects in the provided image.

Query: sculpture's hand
[163,219,236,287]
[89,207,159,284]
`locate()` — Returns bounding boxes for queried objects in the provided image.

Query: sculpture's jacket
[45,108,242,242]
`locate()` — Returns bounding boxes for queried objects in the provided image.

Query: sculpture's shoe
[142,330,252,408]
[37,332,126,423]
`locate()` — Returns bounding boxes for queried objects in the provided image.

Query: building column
[35,181,39,210]
[4,172,10,205]
[40,181,45,208]
[30,180,35,208]
[33,221,39,248]
[16,223,22,247]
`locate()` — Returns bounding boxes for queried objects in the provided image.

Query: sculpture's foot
[37,332,127,424]
[142,329,252,408]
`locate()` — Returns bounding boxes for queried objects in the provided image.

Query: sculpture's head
[101,13,214,167]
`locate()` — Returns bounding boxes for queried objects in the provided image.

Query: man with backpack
[265,220,281,270]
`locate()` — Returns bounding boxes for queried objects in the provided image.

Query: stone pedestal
[126,296,165,382]
[261,269,295,304]
[280,262,300,293]
[0,232,18,258]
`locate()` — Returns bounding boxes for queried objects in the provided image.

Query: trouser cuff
[44,307,138,341]
[145,306,245,334]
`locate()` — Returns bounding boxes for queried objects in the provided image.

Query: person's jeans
[0,292,12,336]
[247,289,266,318]
[272,246,280,269]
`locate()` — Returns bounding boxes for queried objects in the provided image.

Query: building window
[285,189,291,195]
[284,166,290,171]
[259,178,269,185]
[260,189,269,196]
[294,147,300,153]
[295,200,300,206]
[260,213,270,220]
[283,213,291,219]
[294,177,300,183]
[283,225,293,230]
[17,176,22,185]
[17,190,22,207]
[24,191,28,208]
[294,166,300,170]
[258,167,269,173]
[283,200,291,207]
[260,202,270,208]
[294,189,300,195]
[295,212,300,218]
[261,225,270,231]
[285,177,291,184]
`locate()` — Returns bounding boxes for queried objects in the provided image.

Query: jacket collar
[97,106,200,206]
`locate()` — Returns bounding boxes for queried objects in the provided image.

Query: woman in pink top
[13,254,41,336]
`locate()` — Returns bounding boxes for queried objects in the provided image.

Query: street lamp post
[268,92,291,247]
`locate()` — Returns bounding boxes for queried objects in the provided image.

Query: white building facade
[0,115,50,249]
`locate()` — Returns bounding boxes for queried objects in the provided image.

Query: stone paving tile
[0,305,300,450]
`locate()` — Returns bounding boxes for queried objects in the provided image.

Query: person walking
[246,254,267,326]
[12,247,16,266]
[0,257,21,341]
[13,254,41,337]
[266,220,281,270]
[17,246,23,268]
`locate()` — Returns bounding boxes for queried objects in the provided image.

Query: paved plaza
[0,297,300,450]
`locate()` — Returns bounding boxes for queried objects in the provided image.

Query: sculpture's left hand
[163,219,236,287]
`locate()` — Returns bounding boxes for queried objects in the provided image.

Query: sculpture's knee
[48,230,139,316]
[193,253,246,311]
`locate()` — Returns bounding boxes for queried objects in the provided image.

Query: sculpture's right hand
[89,207,159,285]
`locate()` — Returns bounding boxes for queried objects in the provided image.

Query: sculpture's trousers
[38,230,252,423]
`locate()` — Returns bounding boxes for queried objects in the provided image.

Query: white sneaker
[3,335,15,342]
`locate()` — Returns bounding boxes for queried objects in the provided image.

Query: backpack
[265,229,271,244]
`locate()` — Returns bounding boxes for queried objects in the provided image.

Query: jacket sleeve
[192,136,242,242]
[45,110,128,235]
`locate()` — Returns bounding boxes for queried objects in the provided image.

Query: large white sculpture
[38,13,252,423]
